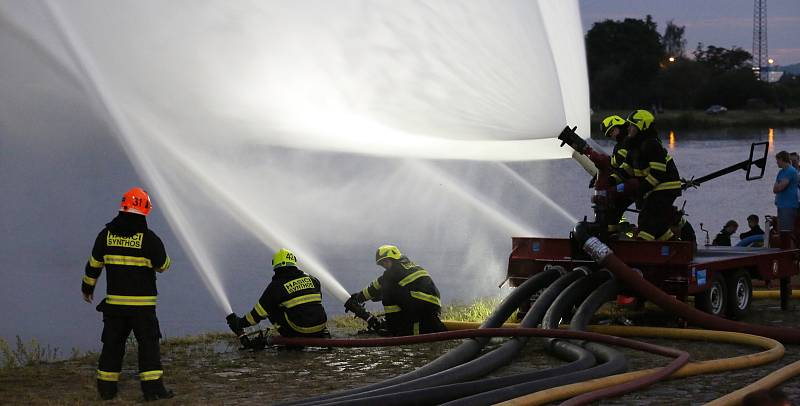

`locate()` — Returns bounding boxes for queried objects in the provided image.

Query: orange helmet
[120,187,152,216]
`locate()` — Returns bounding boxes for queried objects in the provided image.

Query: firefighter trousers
[97,311,163,384]
[387,304,447,336]
[606,197,633,234]
[637,191,679,241]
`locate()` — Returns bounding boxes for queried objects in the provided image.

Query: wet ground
[1,298,799,405]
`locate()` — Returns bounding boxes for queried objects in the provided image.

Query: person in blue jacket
[773,151,798,247]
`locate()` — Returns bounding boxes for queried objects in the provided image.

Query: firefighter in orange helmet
[81,187,174,401]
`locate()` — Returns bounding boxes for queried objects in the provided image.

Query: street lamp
[668,56,676,63]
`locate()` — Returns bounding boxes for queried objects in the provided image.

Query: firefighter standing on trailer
[346,245,446,336]
[615,110,682,241]
[599,115,633,237]
[227,249,329,338]
[81,187,174,401]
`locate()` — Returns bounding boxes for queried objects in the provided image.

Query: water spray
[44,1,357,311]
[40,0,238,313]
[137,123,352,303]
[412,160,536,236]
[496,162,578,224]
[29,1,592,319]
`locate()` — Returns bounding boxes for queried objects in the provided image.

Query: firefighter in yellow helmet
[599,115,635,237]
[616,110,683,241]
[346,245,446,336]
[227,248,329,339]
[81,187,174,401]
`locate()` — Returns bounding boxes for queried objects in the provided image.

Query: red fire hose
[581,237,800,344]
[559,346,688,406]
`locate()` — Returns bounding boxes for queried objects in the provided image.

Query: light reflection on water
[770,127,775,150]
[668,130,675,151]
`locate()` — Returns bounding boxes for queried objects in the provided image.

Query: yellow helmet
[600,115,626,137]
[626,109,654,132]
[272,248,297,269]
[375,244,402,263]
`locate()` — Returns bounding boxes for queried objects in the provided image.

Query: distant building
[765,70,784,83]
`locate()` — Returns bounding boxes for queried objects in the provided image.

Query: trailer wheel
[695,273,727,316]
[725,270,752,320]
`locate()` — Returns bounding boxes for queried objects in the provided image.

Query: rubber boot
[97,379,118,400]
[142,379,174,402]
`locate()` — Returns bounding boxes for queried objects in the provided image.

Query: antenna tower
[752,0,767,79]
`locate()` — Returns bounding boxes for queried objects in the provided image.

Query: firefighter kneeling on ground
[82,187,174,401]
[610,109,682,241]
[227,249,329,341]
[346,245,446,336]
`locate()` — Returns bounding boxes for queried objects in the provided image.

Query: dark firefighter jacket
[359,258,441,326]
[243,267,328,336]
[82,212,171,314]
[609,137,631,186]
[621,132,682,201]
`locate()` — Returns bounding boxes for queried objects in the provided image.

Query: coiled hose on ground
[441,270,631,406]
[316,268,607,405]
[310,342,594,406]
[556,274,690,406]
[285,269,690,406]
[300,267,593,406]
[282,267,561,405]
[494,326,784,405]
[268,327,692,406]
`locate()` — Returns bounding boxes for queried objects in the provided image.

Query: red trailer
[506,237,799,319]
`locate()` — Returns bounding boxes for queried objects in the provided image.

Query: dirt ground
[1,297,799,405]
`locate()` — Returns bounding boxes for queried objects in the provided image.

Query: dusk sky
[579,0,800,66]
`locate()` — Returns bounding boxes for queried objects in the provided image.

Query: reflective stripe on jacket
[82,212,170,311]
[244,267,327,336]
[624,134,682,199]
[359,258,442,323]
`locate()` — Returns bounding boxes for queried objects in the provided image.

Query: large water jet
[1,0,590,320]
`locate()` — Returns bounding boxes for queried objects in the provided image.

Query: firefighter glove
[367,315,387,332]
[344,292,365,312]
[226,313,245,336]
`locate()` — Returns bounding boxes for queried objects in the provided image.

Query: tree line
[585,15,800,111]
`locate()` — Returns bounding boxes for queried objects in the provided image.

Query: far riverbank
[591,108,800,132]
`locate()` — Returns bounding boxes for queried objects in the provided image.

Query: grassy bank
[590,108,800,132]
[0,298,505,404]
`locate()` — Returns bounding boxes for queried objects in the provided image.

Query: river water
[1,126,798,354]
